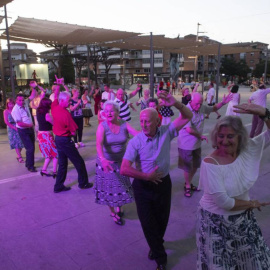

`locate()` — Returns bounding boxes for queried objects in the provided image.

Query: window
[135,69,140,73]
[250,52,254,56]
[143,59,150,63]
[142,50,150,54]
[144,68,150,72]
[240,53,246,59]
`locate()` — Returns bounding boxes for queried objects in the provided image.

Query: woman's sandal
[53,172,57,179]
[184,184,199,191]
[110,213,124,226]
[117,211,124,217]
[16,157,25,163]
[184,188,193,198]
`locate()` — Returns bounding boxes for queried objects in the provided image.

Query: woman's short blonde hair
[210,116,248,154]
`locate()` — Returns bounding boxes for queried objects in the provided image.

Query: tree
[220,57,250,80]
[253,60,270,78]
[220,58,238,76]
[235,60,251,82]
[59,45,75,84]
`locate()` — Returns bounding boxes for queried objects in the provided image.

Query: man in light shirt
[101,84,116,101]
[120,91,192,270]
[205,83,221,119]
[11,89,37,172]
[248,84,270,137]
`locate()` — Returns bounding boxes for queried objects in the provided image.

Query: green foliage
[81,69,95,80]
[110,79,121,85]
[59,46,75,84]
[220,58,251,79]
[253,60,270,78]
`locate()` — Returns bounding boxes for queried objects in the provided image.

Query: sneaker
[75,143,79,149]
[79,142,85,147]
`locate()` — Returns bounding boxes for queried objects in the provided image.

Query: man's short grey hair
[210,116,248,154]
[59,91,71,102]
[103,100,120,113]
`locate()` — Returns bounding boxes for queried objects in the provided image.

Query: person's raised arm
[158,90,192,131]
[37,85,46,100]
[28,88,37,101]
[70,99,81,112]
[192,83,200,93]
[128,86,140,99]
[233,103,270,130]
[213,93,233,112]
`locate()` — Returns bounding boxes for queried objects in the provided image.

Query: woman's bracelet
[259,108,270,121]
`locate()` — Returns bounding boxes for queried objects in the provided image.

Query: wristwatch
[259,108,270,121]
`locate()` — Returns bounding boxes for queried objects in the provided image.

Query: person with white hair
[95,100,139,225]
[178,92,232,197]
[51,85,93,193]
[196,103,270,270]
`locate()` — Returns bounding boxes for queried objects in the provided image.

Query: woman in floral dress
[3,98,24,163]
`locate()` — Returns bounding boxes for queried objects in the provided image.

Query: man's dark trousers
[18,127,35,169]
[54,136,88,191]
[132,174,172,265]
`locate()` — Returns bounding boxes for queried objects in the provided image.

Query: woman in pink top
[225,84,240,116]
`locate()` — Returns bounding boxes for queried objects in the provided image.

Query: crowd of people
[3,78,270,270]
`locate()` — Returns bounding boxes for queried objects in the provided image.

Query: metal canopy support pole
[0,41,6,104]
[4,5,15,99]
[216,43,221,103]
[202,55,205,95]
[264,47,268,83]
[150,32,154,97]
[123,59,126,90]
[87,45,91,89]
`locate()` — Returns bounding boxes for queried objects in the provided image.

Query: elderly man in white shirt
[101,84,116,101]
[205,83,221,119]
[11,89,37,172]
[248,84,270,138]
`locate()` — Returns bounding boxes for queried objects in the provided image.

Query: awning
[103,35,260,56]
[1,16,260,56]
[0,16,141,45]
[0,0,12,8]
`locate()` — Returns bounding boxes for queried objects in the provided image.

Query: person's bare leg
[52,157,58,173]
[42,158,51,171]
[184,167,197,188]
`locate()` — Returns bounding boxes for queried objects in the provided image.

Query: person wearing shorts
[178,92,231,197]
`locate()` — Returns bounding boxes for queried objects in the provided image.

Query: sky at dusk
[1,0,270,54]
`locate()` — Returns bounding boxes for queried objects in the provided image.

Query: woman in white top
[225,84,241,116]
[197,104,270,270]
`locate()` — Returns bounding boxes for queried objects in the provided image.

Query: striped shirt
[114,96,131,122]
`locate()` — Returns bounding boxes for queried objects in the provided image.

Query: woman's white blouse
[199,129,270,215]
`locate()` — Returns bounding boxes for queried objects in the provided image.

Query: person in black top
[36,97,58,177]
[181,88,192,105]
[70,89,85,148]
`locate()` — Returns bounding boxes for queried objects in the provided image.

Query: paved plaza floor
[0,86,270,270]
